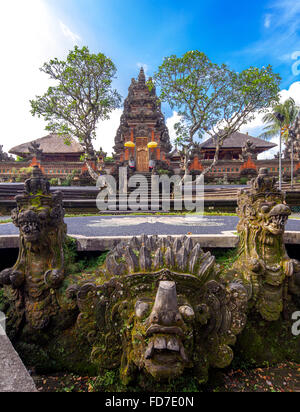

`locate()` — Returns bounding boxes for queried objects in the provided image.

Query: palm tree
[260,98,300,189]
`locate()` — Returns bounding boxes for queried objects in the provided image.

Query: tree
[259,97,300,188]
[153,51,281,175]
[30,46,122,180]
[259,97,299,139]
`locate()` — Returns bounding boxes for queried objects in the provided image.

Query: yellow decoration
[147,142,158,149]
[124,141,135,148]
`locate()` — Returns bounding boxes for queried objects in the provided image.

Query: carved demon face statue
[16,209,45,242]
[261,203,291,235]
[230,168,299,321]
[134,279,192,380]
[129,273,247,381]
[11,195,64,244]
[0,169,67,336]
[72,236,247,384]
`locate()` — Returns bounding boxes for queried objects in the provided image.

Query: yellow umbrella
[147,142,158,149]
[124,141,135,148]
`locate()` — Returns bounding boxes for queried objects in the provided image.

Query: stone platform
[0,329,37,392]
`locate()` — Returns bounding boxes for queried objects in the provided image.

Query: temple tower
[113,68,172,172]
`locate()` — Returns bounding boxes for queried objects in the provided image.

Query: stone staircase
[128,172,153,194]
[120,172,155,210]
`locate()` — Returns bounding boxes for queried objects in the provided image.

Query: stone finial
[251,167,277,194]
[24,165,50,195]
[28,141,43,158]
[138,67,146,84]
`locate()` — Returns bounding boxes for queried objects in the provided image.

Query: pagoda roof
[199,131,277,152]
[9,133,84,156]
[168,147,181,158]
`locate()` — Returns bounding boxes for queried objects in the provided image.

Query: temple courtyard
[1,213,300,238]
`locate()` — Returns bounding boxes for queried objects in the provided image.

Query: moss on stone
[232,312,300,369]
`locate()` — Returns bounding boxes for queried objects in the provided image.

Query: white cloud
[95,109,123,156]
[264,14,271,28]
[236,1,300,72]
[279,81,300,104]
[271,0,300,26]
[137,62,149,76]
[59,21,81,44]
[166,111,181,145]
[240,81,300,159]
[0,0,82,154]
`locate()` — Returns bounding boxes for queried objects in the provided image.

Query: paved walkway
[1,215,300,237]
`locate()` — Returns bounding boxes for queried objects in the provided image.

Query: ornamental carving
[226,168,300,320]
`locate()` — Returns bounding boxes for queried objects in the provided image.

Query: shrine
[9,134,84,163]
[113,68,172,172]
[197,132,276,161]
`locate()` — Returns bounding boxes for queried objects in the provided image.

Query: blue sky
[49,0,300,94]
[1,0,300,157]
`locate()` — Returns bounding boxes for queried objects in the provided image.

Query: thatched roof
[9,134,84,156]
[200,131,277,152]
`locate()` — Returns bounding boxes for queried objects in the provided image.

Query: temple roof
[199,131,277,152]
[9,134,84,156]
[168,146,181,158]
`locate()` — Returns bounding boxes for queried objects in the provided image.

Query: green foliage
[153,50,281,174]
[104,156,113,162]
[49,178,59,186]
[76,252,108,272]
[80,154,88,162]
[63,236,78,273]
[239,177,248,185]
[19,166,33,175]
[232,316,300,370]
[63,236,108,274]
[30,46,122,158]
[157,168,170,175]
[259,97,300,140]
[90,371,119,391]
[214,248,239,273]
[88,369,202,392]
[16,156,26,162]
[0,219,12,224]
[61,169,80,186]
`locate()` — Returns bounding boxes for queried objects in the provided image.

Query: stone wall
[190,156,298,182]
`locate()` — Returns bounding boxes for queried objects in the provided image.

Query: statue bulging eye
[261,205,270,213]
[135,301,151,319]
[179,305,195,320]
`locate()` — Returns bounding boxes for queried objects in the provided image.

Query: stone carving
[134,125,151,138]
[28,141,43,159]
[0,166,299,387]
[239,139,258,161]
[113,68,172,162]
[0,145,13,162]
[226,168,300,321]
[0,166,66,332]
[72,235,247,383]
